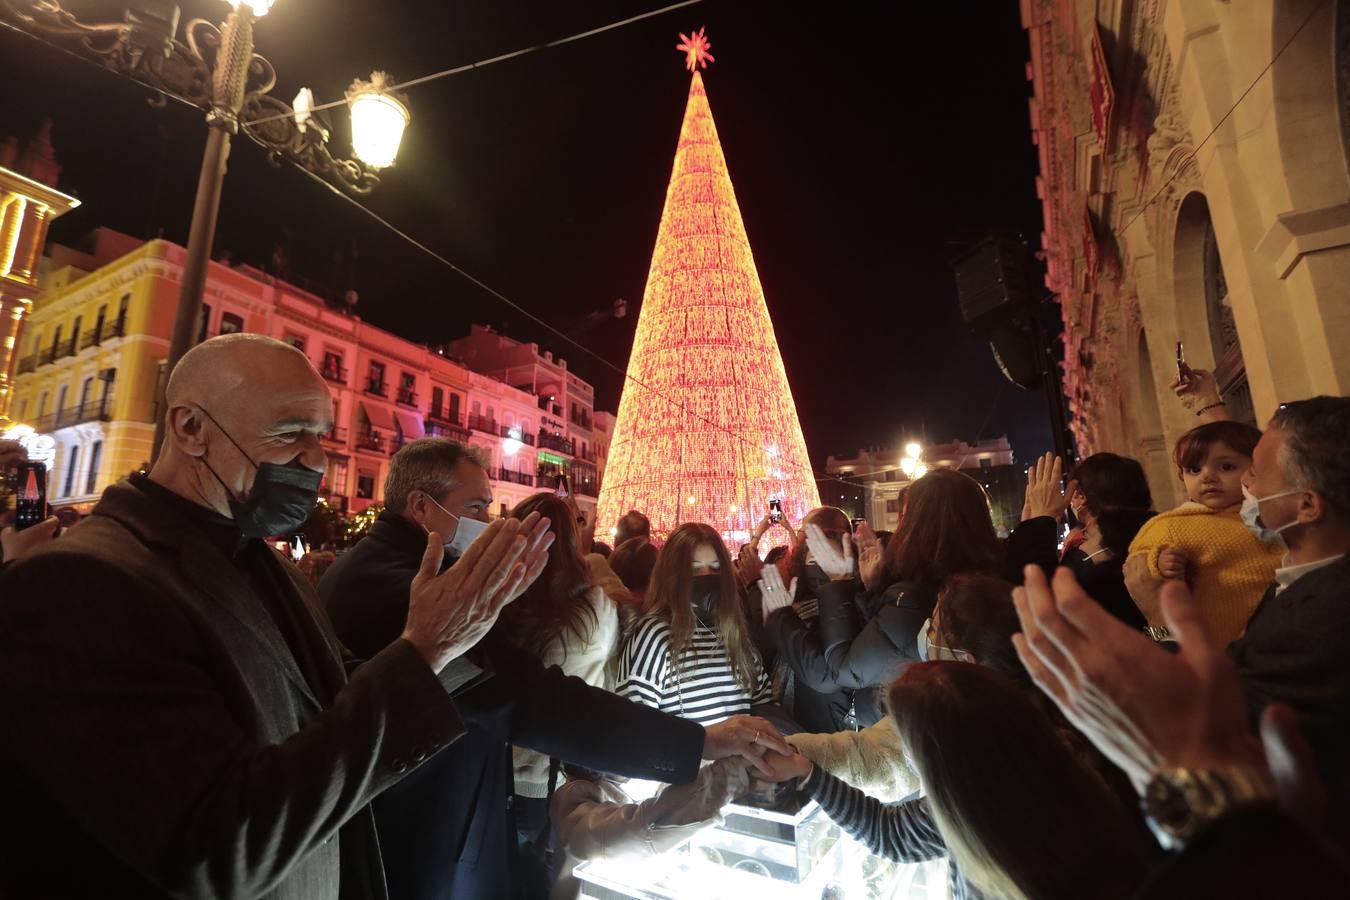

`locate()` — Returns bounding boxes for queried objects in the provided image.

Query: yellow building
[13,229,612,517]
[0,122,79,427]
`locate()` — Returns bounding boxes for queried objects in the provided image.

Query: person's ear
[167,404,209,458]
[1298,490,1327,526]
[406,491,430,527]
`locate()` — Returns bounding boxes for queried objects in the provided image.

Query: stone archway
[1172,192,1257,426]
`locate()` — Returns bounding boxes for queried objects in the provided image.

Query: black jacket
[1006,516,1147,629]
[320,512,705,900]
[1229,555,1350,842]
[0,480,469,900]
[764,578,939,727]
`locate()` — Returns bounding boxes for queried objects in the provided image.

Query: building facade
[0,122,79,426]
[446,323,603,519]
[10,230,613,517]
[1024,0,1350,506]
[827,436,1023,536]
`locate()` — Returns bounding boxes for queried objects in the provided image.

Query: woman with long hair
[762,662,1151,900]
[501,493,623,898]
[615,523,772,725]
[763,469,1004,722]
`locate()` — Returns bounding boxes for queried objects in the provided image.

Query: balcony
[321,364,348,384]
[469,414,498,435]
[536,472,562,491]
[396,388,418,408]
[538,431,576,455]
[493,468,535,487]
[79,330,100,351]
[426,421,472,442]
[499,423,536,446]
[364,380,387,398]
[31,397,113,433]
[321,425,349,445]
[354,429,387,454]
[572,462,599,497]
[101,316,126,342]
[38,347,56,367]
[570,411,593,431]
[15,354,36,375]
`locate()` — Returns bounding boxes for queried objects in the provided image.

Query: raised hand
[758,563,797,622]
[402,512,555,673]
[1024,453,1073,522]
[1011,566,1260,793]
[1,516,60,565]
[803,523,854,581]
[854,520,887,592]
[735,542,765,589]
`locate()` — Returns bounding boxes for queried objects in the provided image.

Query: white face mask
[424,494,490,558]
[1239,484,1302,548]
[917,617,975,663]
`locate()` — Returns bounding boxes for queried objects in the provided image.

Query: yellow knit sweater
[1127,502,1283,646]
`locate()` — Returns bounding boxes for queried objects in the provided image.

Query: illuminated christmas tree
[596,29,820,542]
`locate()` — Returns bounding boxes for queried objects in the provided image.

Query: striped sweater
[615,614,772,726]
[801,766,980,900]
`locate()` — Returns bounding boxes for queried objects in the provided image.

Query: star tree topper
[676,27,715,71]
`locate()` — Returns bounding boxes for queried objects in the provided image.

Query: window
[78,376,93,412]
[398,372,416,405]
[50,325,62,357]
[449,393,461,423]
[356,471,375,499]
[885,499,900,514]
[56,385,68,415]
[367,361,386,394]
[219,312,244,335]
[884,469,897,482]
[63,444,81,498]
[431,387,444,418]
[94,305,107,342]
[198,303,212,343]
[322,350,344,380]
[85,441,102,495]
[69,316,82,352]
[37,392,48,418]
[286,333,306,352]
[979,457,992,472]
[328,457,349,495]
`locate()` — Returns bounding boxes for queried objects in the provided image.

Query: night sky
[1,0,1053,473]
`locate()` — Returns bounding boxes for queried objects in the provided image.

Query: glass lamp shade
[899,457,917,476]
[913,464,930,480]
[904,442,922,459]
[347,73,410,169]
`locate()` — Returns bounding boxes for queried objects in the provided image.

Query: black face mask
[801,563,831,597]
[690,573,721,627]
[198,408,323,540]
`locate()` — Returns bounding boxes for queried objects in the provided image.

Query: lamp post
[0,0,411,456]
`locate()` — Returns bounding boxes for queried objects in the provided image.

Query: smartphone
[1176,341,1188,381]
[768,498,783,525]
[14,461,48,531]
[555,474,571,499]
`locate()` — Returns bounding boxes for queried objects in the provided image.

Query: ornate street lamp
[0,1,411,455]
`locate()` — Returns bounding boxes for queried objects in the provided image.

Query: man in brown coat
[0,334,554,899]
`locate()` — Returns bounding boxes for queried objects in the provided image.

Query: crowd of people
[1,332,1348,900]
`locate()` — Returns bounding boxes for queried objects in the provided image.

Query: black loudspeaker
[952,237,1035,329]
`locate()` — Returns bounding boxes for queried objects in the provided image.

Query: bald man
[0,334,556,899]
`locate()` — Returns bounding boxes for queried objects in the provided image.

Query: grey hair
[1268,397,1350,522]
[384,438,487,515]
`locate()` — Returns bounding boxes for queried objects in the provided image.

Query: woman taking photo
[615,523,773,725]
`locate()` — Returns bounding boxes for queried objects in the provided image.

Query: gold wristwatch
[1143,766,1275,847]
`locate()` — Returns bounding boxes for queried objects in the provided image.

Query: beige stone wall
[1025,0,1350,508]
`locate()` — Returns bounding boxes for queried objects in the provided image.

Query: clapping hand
[853,520,886,592]
[1023,453,1075,522]
[402,513,554,673]
[735,542,765,589]
[758,563,797,623]
[803,523,855,581]
[1011,565,1259,792]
